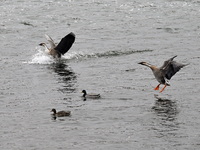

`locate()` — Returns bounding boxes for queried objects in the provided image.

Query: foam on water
[25,48,87,64]
[26,49,85,64]
[26,48,55,64]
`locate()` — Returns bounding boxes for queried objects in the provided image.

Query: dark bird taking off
[138,56,187,93]
[39,32,75,58]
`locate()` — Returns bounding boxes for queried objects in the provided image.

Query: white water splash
[26,47,55,64]
[25,47,88,64]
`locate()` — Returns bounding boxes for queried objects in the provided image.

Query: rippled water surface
[1,0,200,149]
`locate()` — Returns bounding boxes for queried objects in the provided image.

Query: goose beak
[39,43,45,46]
[138,62,144,65]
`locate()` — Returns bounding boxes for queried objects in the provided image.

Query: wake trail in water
[25,47,153,64]
[63,49,153,59]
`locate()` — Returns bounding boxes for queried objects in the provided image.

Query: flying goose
[138,56,187,93]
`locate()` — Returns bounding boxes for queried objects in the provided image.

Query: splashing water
[26,47,86,64]
[26,47,56,64]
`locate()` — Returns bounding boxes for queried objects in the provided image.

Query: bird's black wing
[55,32,75,55]
[163,61,186,80]
[160,55,177,70]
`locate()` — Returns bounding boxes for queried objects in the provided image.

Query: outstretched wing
[160,56,187,80]
[45,34,56,49]
[164,61,186,80]
[160,55,177,70]
[55,32,75,55]
[160,56,186,80]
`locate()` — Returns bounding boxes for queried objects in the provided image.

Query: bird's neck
[143,63,157,70]
[149,65,158,71]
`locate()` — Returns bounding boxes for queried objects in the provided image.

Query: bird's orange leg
[154,84,160,90]
[159,84,167,93]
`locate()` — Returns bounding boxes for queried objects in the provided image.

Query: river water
[0,0,200,149]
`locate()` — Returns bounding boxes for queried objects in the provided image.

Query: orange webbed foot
[159,85,167,93]
[154,84,160,90]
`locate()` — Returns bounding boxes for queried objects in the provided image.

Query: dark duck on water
[82,90,101,99]
[51,108,71,117]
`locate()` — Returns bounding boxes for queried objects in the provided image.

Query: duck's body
[82,90,101,99]
[138,56,187,93]
[51,108,71,117]
[39,32,75,58]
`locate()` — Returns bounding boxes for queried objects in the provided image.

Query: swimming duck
[82,90,101,99]
[39,32,75,58]
[138,55,187,93]
[51,108,71,117]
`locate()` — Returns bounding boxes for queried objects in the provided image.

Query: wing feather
[160,56,187,80]
[55,32,75,55]
[160,55,177,70]
[164,61,186,80]
[45,34,56,48]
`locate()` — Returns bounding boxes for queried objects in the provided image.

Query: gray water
[1,0,200,149]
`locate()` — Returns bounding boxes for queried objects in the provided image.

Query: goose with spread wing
[39,32,75,58]
[138,56,187,93]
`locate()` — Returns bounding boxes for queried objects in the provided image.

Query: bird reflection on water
[151,95,180,141]
[152,94,178,121]
[48,62,77,93]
